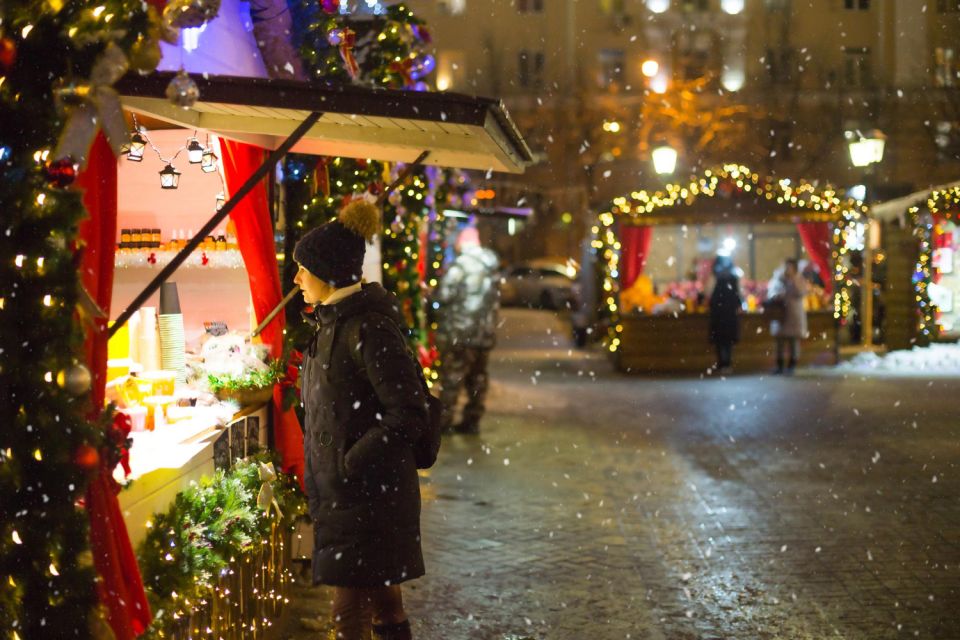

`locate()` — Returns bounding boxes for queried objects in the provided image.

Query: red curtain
[796,222,833,294]
[78,133,152,638]
[619,225,653,289]
[219,139,305,481]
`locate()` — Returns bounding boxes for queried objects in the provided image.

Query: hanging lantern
[127,131,147,162]
[215,191,225,211]
[186,138,204,164]
[159,164,181,189]
[201,146,218,173]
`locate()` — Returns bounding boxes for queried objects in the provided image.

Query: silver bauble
[58,364,92,396]
[166,69,200,109]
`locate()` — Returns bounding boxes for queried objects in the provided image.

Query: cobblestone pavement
[282,310,960,640]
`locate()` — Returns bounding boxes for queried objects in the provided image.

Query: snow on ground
[836,343,960,376]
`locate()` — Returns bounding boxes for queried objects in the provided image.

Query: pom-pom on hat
[294,199,380,287]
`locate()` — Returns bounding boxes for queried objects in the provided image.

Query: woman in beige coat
[768,258,808,374]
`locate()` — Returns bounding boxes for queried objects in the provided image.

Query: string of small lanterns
[596,164,867,353]
[125,114,221,191]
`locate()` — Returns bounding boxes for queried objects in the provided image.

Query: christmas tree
[282,1,436,352]
[0,1,160,634]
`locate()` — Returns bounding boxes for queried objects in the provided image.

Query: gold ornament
[128,31,162,73]
[57,364,92,396]
[89,605,117,640]
[163,0,221,29]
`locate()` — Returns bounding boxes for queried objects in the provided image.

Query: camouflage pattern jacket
[433,245,500,349]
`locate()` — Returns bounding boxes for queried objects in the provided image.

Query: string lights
[596,164,866,353]
[908,185,960,339]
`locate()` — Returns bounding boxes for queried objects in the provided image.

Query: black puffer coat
[708,272,742,345]
[301,283,427,587]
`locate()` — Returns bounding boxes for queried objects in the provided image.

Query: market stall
[596,165,865,374]
[0,1,534,636]
[96,83,528,633]
[871,181,960,350]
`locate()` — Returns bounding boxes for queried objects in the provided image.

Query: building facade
[407,0,960,259]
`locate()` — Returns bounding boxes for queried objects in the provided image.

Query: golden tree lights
[595,165,866,353]
[908,185,960,339]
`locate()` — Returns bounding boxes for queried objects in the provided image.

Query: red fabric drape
[219,139,305,481]
[796,222,833,294]
[619,225,653,289]
[78,133,152,638]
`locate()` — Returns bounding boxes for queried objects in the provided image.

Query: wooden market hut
[871,181,960,350]
[596,165,866,374]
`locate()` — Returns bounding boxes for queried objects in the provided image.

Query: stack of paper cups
[127,309,141,363]
[159,282,186,383]
[138,307,161,372]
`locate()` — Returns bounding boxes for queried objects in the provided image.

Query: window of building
[646,0,670,12]
[517,0,544,13]
[935,48,957,86]
[843,47,872,87]
[844,0,870,9]
[939,0,960,11]
[519,50,544,88]
[597,49,625,88]
[600,0,627,14]
[437,0,467,15]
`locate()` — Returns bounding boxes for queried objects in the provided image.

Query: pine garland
[137,455,306,635]
[0,2,155,635]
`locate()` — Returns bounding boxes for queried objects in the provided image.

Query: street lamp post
[652,145,677,176]
[847,130,886,347]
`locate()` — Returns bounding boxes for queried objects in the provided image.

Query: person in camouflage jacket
[433,227,500,434]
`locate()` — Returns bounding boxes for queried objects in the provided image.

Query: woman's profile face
[294,264,335,304]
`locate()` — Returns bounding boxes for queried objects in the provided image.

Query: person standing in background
[767,257,809,374]
[433,227,500,435]
[706,254,743,375]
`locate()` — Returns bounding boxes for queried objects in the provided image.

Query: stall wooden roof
[116,72,533,174]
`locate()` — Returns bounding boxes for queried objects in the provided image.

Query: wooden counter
[615,310,838,374]
[117,402,270,547]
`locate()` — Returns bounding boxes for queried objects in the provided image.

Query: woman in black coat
[293,200,427,640]
[707,254,743,374]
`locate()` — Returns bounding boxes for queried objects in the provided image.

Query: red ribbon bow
[388,58,415,88]
[315,157,331,198]
[108,411,133,479]
[329,27,360,81]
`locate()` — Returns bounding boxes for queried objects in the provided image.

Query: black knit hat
[293,200,380,287]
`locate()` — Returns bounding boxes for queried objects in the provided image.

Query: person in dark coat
[707,254,743,374]
[293,199,427,640]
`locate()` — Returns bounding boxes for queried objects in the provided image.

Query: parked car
[500,259,579,310]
